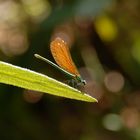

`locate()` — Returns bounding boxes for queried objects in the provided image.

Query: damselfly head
[82,79,86,85]
[75,75,86,86]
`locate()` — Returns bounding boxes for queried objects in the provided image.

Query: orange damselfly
[34,37,86,88]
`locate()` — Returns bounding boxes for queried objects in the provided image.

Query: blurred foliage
[0,0,140,140]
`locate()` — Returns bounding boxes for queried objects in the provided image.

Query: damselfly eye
[82,80,86,85]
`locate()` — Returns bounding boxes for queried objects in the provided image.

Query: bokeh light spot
[131,34,140,64]
[120,107,139,129]
[22,0,51,22]
[104,71,125,93]
[94,15,118,42]
[103,114,123,131]
[52,24,75,47]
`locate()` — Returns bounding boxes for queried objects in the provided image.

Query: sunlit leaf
[0,61,97,102]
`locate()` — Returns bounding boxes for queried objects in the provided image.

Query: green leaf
[0,61,97,102]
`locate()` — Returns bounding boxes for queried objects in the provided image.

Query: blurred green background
[0,0,140,139]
